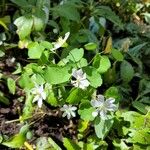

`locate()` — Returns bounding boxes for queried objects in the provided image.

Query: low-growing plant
[0,0,150,149]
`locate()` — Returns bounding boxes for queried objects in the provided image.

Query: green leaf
[127,128,150,145]
[66,88,86,104]
[120,60,134,83]
[103,65,116,85]
[143,12,150,24]
[22,93,34,120]
[19,124,29,135]
[33,16,44,31]
[44,66,71,85]
[19,73,34,89]
[36,137,51,150]
[14,16,33,40]
[78,120,89,133]
[78,101,95,121]
[7,78,16,95]
[84,43,97,51]
[63,138,80,150]
[129,43,147,57]
[121,111,144,129]
[12,63,22,74]
[77,58,88,68]
[10,0,29,8]
[47,89,58,106]
[83,66,102,88]
[0,91,10,105]
[53,3,80,22]
[67,48,84,62]
[40,41,53,50]
[28,42,44,59]
[93,54,111,74]
[95,6,123,29]
[0,135,3,143]
[48,137,62,150]
[113,139,130,150]
[104,86,120,102]
[112,49,124,61]
[132,101,148,114]
[2,133,26,148]
[94,117,114,139]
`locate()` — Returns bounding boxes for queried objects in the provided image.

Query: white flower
[71,69,90,89]
[91,95,117,120]
[60,104,77,119]
[31,84,46,108]
[51,32,70,51]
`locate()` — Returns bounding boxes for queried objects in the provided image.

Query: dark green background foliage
[0,0,150,149]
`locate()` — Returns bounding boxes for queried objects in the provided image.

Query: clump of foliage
[0,0,150,149]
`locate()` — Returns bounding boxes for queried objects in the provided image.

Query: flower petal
[97,95,105,102]
[106,98,115,104]
[72,69,78,78]
[71,106,77,111]
[38,98,43,108]
[70,111,76,118]
[107,104,117,111]
[41,92,46,100]
[64,32,70,41]
[67,113,71,119]
[91,100,103,108]
[62,112,67,118]
[51,32,70,51]
[32,95,40,103]
[100,110,107,119]
[77,69,84,78]
[92,111,98,117]
[38,85,44,93]
[80,79,90,88]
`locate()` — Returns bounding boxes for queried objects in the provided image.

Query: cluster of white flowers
[31,83,117,120]
[91,95,117,120]
[30,32,118,120]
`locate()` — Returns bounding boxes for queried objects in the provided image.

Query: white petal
[107,104,117,111]
[38,98,43,108]
[106,98,115,104]
[97,95,105,102]
[41,92,46,100]
[51,32,70,51]
[38,85,44,93]
[91,100,102,108]
[72,69,78,78]
[64,32,70,41]
[80,79,90,87]
[70,106,77,111]
[78,83,86,89]
[62,112,67,118]
[100,110,107,119]
[70,111,76,117]
[82,73,87,80]
[77,69,84,78]
[92,111,98,117]
[32,95,40,103]
[105,98,117,111]
[67,113,71,119]
[63,104,68,109]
